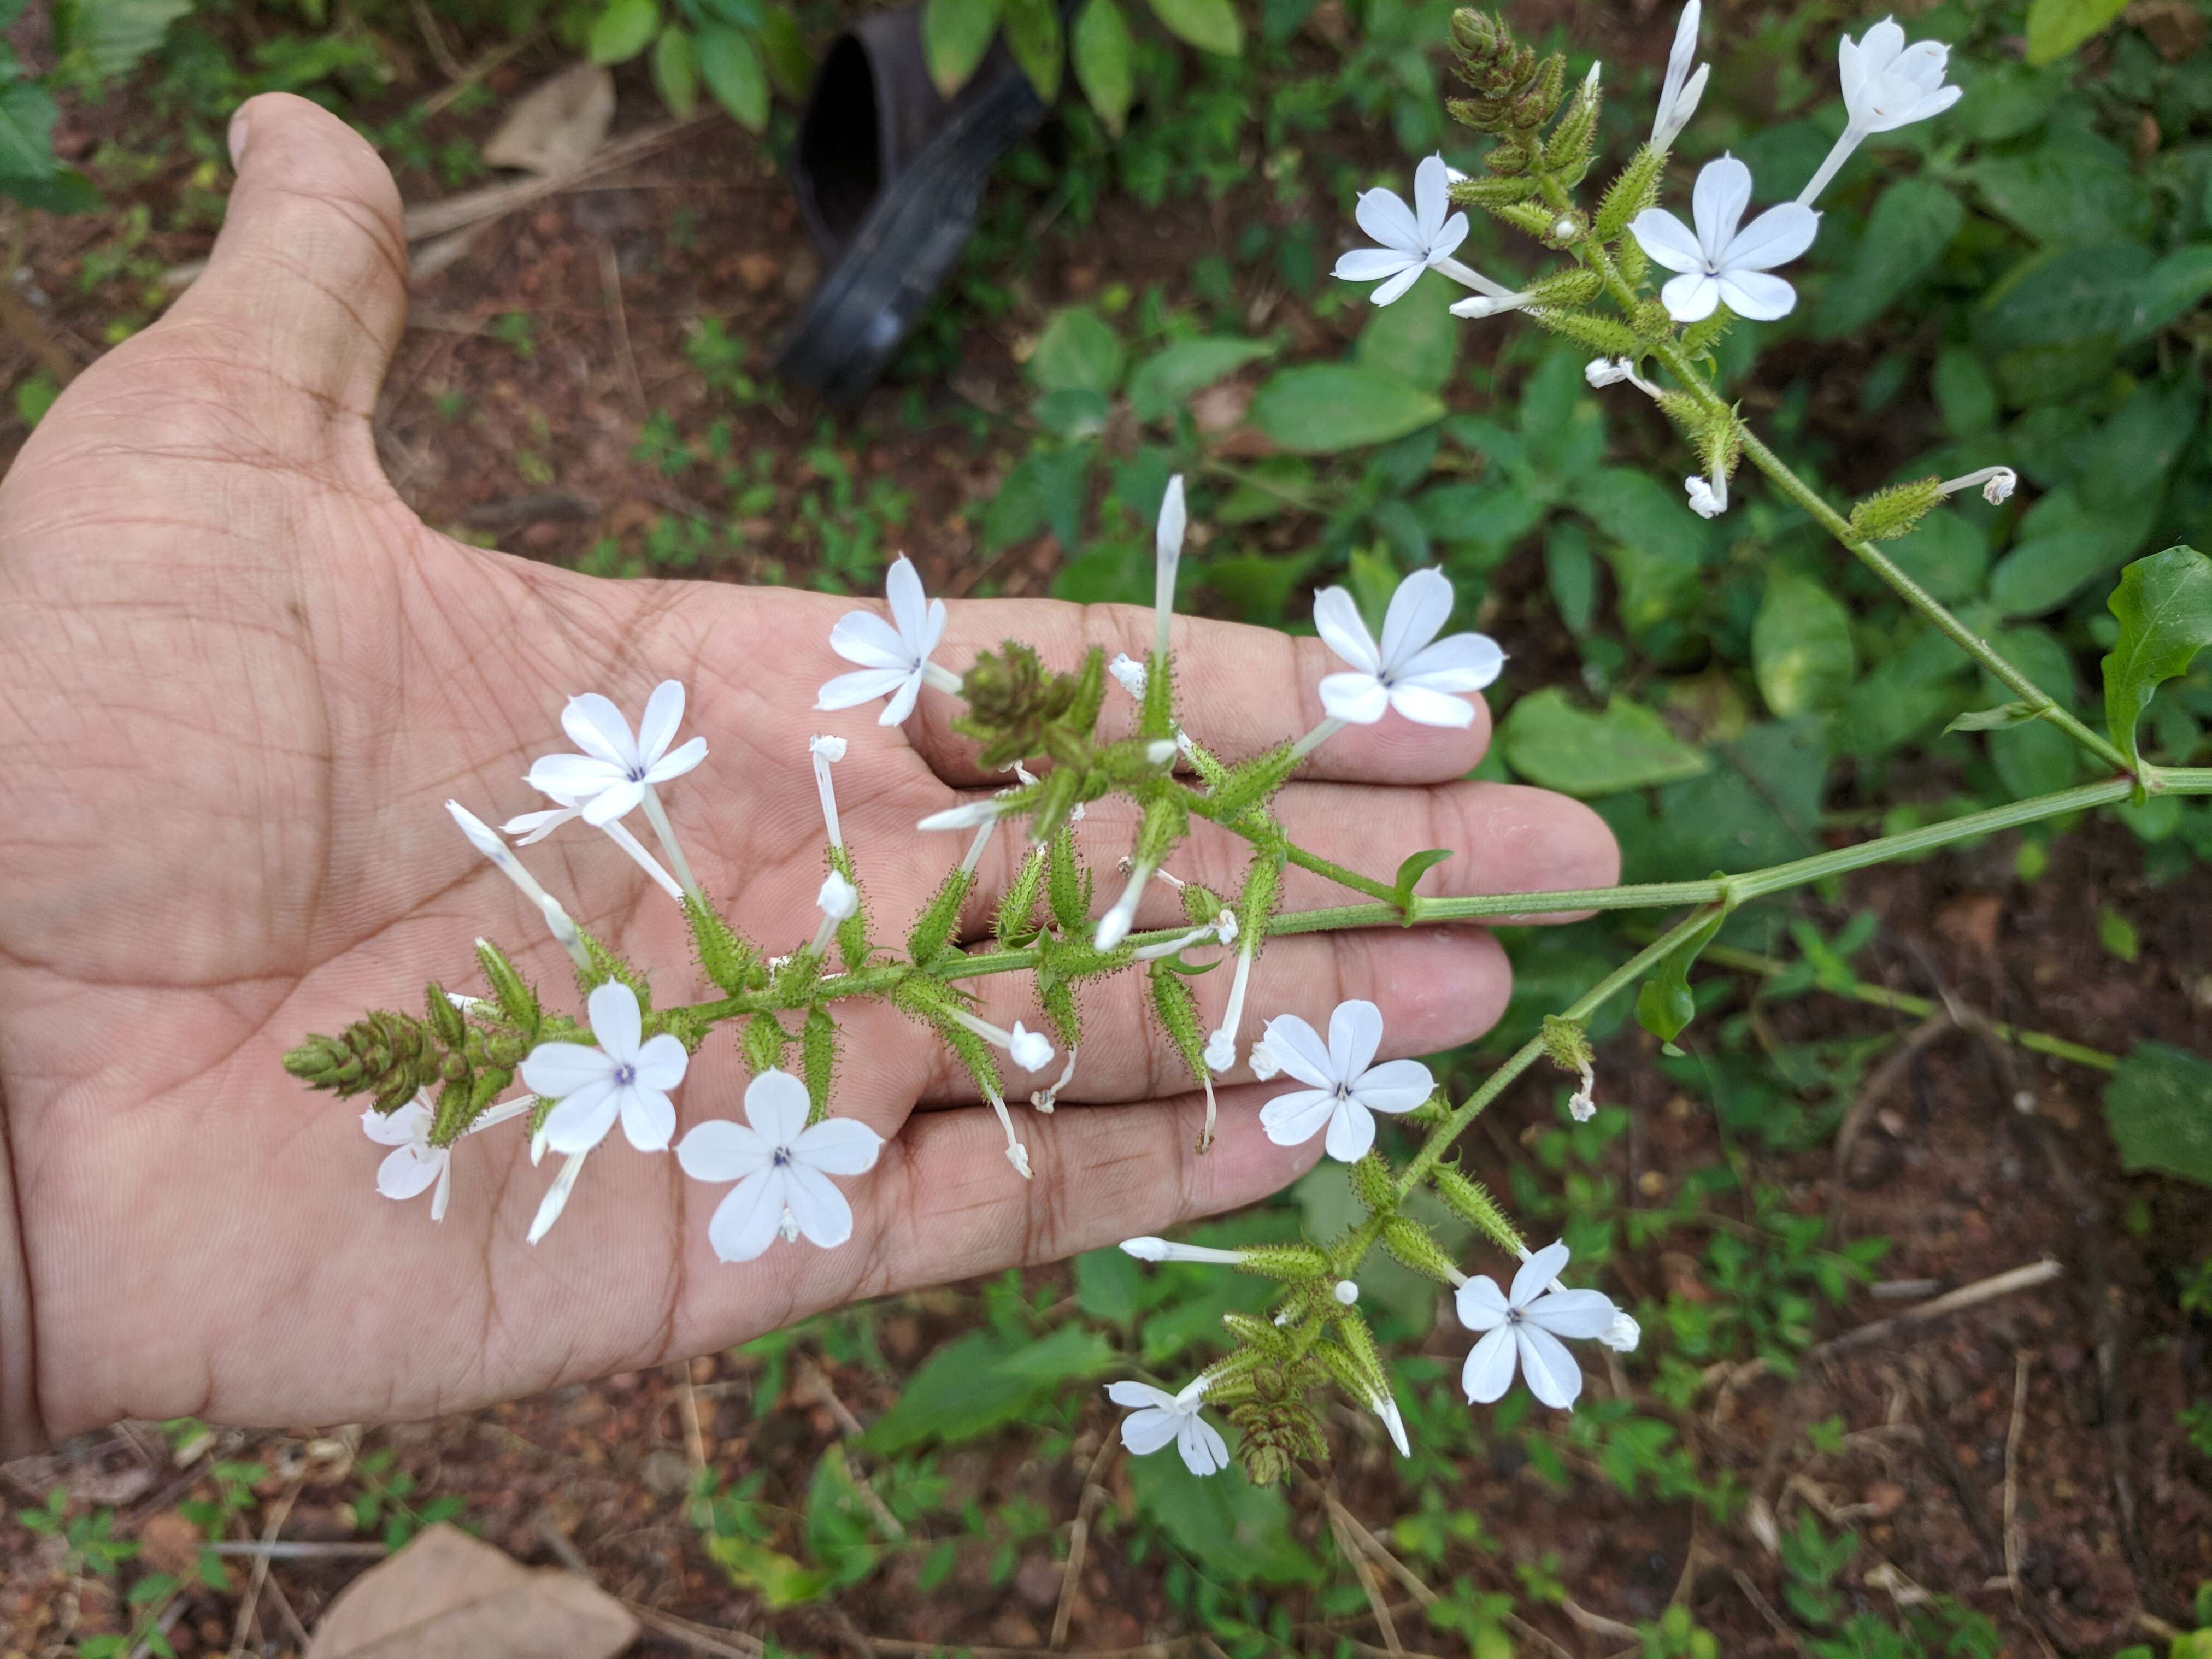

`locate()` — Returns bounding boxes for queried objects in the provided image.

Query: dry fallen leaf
[305,1522,637,1659]
[483,63,616,178]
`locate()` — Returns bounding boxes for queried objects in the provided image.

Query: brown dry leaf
[483,63,617,177]
[304,1522,637,1659]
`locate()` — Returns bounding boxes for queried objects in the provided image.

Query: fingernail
[227,103,251,171]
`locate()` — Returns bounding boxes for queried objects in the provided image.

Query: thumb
[164,94,409,439]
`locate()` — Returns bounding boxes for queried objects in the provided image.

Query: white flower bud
[1203,1033,1236,1073]
[817,870,859,921]
[1121,1237,1249,1264]
[1333,1279,1360,1305]
[1684,474,1727,519]
[1601,1310,1642,1354]
[1008,1021,1055,1074]
[1145,739,1178,766]
[1586,357,1631,388]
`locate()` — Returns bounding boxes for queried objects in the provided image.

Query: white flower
[816,555,956,726]
[1121,1237,1248,1264]
[1650,0,1711,150]
[1314,568,1504,730]
[525,682,708,828]
[1940,465,2016,505]
[1632,155,1819,323]
[363,1091,537,1221]
[1333,1279,1360,1305]
[676,1069,885,1262]
[1332,154,1470,305]
[520,980,690,1156]
[1246,1041,1281,1082]
[1586,357,1632,387]
[502,784,684,902]
[446,801,592,975]
[1602,1309,1643,1354]
[1154,475,1186,662]
[1108,652,1149,699]
[1106,1380,1229,1477]
[1374,1390,1411,1457]
[1685,473,1728,519]
[1799,19,1961,205]
[916,798,1009,833]
[1257,999,1436,1163]
[1457,1241,1622,1410]
[944,1007,1057,1076]
[817,870,859,921]
[810,734,848,847]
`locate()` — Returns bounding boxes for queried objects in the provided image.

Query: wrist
[0,1089,45,1458]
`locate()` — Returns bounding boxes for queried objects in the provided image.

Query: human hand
[0,95,1615,1454]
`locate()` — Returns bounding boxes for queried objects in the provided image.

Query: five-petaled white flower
[364,1091,535,1221]
[1633,155,1818,324]
[520,981,690,1156]
[675,1069,885,1262]
[1332,154,1470,307]
[816,555,956,726]
[1649,0,1710,151]
[1799,18,1962,206]
[1106,1380,1229,1476]
[1457,1241,1621,1411]
[1315,568,1504,729]
[525,682,709,828]
[1257,998,1436,1163]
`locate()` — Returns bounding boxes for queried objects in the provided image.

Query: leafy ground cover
[5,0,2212,1654]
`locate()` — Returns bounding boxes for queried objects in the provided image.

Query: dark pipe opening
[795,34,884,248]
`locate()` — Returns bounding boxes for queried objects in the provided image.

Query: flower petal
[504,804,581,843]
[637,680,686,767]
[1510,1241,1574,1309]
[1397,630,1505,691]
[1721,201,1819,272]
[744,1068,813,1147]
[645,734,708,785]
[828,610,914,672]
[1258,1014,1336,1088]
[795,1116,886,1176]
[884,555,929,649]
[1312,586,1382,675]
[520,1040,617,1099]
[1319,672,1393,725]
[1258,1087,1338,1148]
[1107,1381,1179,1411]
[708,1167,788,1262]
[1515,1323,1585,1409]
[816,666,912,711]
[879,669,925,727]
[783,1162,855,1249]
[1455,1275,1510,1331]
[1351,1058,1435,1115]
[1628,207,1704,274]
[920,596,949,660]
[376,1144,442,1200]
[1327,998,1385,1080]
[1660,0,1700,118]
[543,1077,622,1155]
[1378,568,1454,672]
[677,1118,773,1183]
[1431,211,1469,262]
[563,693,640,770]
[1716,269,1798,321]
[619,1084,676,1153]
[1837,28,1868,103]
[1387,684,1479,728]
[1660,272,1721,322]
[631,1032,691,1092]
[1462,1324,1519,1403]
[526,753,627,799]
[580,778,645,826]
[1334,248,1418,284]
[1322,1098,1377,1164]
[1119,1405,1183,1456]
[1856,16,1905,75]
[586,980,644,1064]
[1690,155,1752,258]
[1525,1288,1620,1340]
[1354,185,1421,256]
[1411,153,1450,244]
[1368,263,1425,307]
[1179,1413,1231,1477]
[362,1101,425,1147]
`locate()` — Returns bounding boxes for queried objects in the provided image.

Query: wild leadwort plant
[285,4,2212,1487]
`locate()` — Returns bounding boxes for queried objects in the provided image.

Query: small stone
[137,1511,202,1578]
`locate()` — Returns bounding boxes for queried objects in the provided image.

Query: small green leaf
[1635,908,1727,1050]
[653,24,699,116]
[757,3,813,99]
[2101,545,2212,775]
[1147,0,1242,55]
[1816,179,1963,337]
[588,0,660,63]
[1001,0,1062,101]
[1392,849,1452,910]
[922,0,1002,96]
[2096,904,2140,963]
[863,1326,1117,1454]
[2125,246,2212,343]
[1944,702,2038,733]
[0,80,58,183]
[1499,690,1709,798]
[697,24,769,128]
[1248,366,1443,455]
[1028,306,1124,396]
[1126,337,1273,422]
[2103,1042,2212,1185]
[53,0,191,80]
[704,1533,834,1607]
[1752,573,1857,717]
[1354,270,1458,392]
[2024,0,2128,64]
[1071,0,1134,135]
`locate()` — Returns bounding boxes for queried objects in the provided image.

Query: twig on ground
[599,237,646,417]
[1732,1568,1804,1652]
[2004,1351,2061,1659]
[863,1639,1200,1658]
[1813,1258,2062,1357]
[417,27,544,120]
[1831,1010,1953,1228]
[227,1478,302,1658]
[670,1357,709,1473]
[796,1354,907,1545]
[207,1539,389,1559]
[1560,1596,1640,1644]
[1051,1437,1120,1650]
[1325,1485,1404,1659]
[409,0,467,80]
[627,1602,768,1658]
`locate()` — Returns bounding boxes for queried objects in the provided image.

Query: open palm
[0,96,1615,1455]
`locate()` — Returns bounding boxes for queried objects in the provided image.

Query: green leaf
[2096,904,2140,963]
[1971,140,2154,249]
[1392,849,1452,908]
[1816,180,1963,337]
[1498,690,1710,798]
[0,80,58,184]
[1752,573,1857,717]
[2,164,101,215]
[1126,337,1273,422]
[922,0,1002,96]
[1889,511,1989,604]
[984,446,1091,554]
[1028,307,1124,396]
[1001,0,1063,101]
[804,1443,885,1587]
[1982,244,2154,349]
[1354,270,1458,392]
[2024,0,2128,64]
[1128,1449,1319,1584]
[1945,702,2038,733]
[2101,545,2212,775]
[1248,366,1443,455]
[1073,1245,1140,1323]
[1990,484,2160,616]
[588,0,661,63]
[653,23,699,117]
[1071,0,1134,136]
[2125,245,2212,343]
[863,1326,1118,1454]
[757,4,814,100]
[54,0,192,80]
[2103,1042,2212,1185]
[1634,908,1727,1049]
[696,24,769,128]
[1146,0,1242,56]
[704,1533,834,1607]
